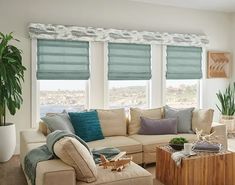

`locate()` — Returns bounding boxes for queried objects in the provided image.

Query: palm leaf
[0,32,26,126]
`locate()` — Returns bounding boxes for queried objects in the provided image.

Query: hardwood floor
[0,155,27,185]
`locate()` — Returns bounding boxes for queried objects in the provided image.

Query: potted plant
[216,83,235,132]
[0,32,26,162]
[169,137,188,151]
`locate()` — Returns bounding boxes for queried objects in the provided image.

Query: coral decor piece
[207,51,231,78]
[195,128,220,144]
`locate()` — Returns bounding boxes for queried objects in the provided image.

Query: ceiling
[130,0,235,12]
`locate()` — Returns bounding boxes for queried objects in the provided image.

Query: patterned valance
[29,23,209,47]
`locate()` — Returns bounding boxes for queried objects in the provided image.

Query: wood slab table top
[156,145,235,185]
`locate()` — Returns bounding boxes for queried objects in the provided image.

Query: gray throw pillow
[139,117,178,135]
[41,113,75,134]
[164,105,194,133]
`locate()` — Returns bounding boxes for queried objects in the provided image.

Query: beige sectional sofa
[20,108,227,185]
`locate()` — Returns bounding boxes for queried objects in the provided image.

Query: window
[165,45,202,108]
[109,81,148,108]
[36,39,90,117]
[165,80,199,108]
[39,80,86,117]
[107,43,151,108]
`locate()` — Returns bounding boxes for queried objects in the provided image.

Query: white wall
[0,0,233,153]
[232,14,235,81]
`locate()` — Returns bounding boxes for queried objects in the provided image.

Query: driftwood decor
[207,51,231,78]
[99,151,132,172]
[29,23,209,47]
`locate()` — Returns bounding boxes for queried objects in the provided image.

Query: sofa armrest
[36,159,76,185]
[211,122,227,150]
[20,129,47,165]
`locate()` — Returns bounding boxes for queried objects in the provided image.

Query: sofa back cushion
[192,109,214,134]
[54,137,97,182]
[97,108,127,137]
[41,112,75,134]
[68,111,104,142]
[164,105,194,133]
[129,107,163,135]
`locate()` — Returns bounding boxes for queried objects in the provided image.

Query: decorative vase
[220,115,235,133]
[0,123,16,162]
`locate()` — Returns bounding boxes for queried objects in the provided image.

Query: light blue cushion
[68,111,104,142]
[41,112,75,134]
[164,105,194,133]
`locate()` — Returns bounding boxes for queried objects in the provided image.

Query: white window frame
[162,45,202,108]
[31,39,90,128]
[104,43,151,109]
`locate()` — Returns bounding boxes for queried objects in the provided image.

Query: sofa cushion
[36,160,76,185]
[130,134,197,153]
[20,130,46,144]
[87,136,142,154]
[164,105,194,133]
[54,137,97,182]
[97,108,126,137]
[41,113,75,134]
[38,121,49,136]
[77,162,153,185]
[192,109,214,134]
[139,117,178,135]
[69,111,104,142]
[129,107,163,135]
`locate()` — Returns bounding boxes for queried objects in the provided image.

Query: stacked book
[192,141,222,152]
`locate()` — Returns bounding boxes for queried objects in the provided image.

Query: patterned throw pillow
[68,111,104,142]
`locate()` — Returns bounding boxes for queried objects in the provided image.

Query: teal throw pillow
[68,111,104,142]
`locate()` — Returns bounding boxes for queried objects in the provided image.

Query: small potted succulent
[169,137,188,151]
[0,32,26,162]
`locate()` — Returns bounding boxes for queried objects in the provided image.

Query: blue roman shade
[37,39,90,80]
[166,46,202,79]
[108,43,151,80]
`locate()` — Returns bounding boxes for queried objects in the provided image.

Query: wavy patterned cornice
[29,23,209,47]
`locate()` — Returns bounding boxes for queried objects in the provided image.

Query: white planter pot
[220,115,235,132]
[0,123,16,162]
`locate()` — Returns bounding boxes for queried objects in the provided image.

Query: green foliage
[169,137,188,144]
[0,32,26,126]
[216,83,235,116]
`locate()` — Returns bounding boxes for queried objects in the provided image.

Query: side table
[156,145,235,185]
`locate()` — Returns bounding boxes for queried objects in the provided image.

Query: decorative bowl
[169,143,184,151]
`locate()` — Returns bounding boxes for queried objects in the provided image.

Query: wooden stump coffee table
[156,145,235,185]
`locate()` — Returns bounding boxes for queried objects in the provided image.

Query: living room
[0,0,235,185]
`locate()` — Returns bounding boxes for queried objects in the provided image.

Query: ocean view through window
[109,80,148,109]
[39,80,86,117]
[165,80,199,108]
